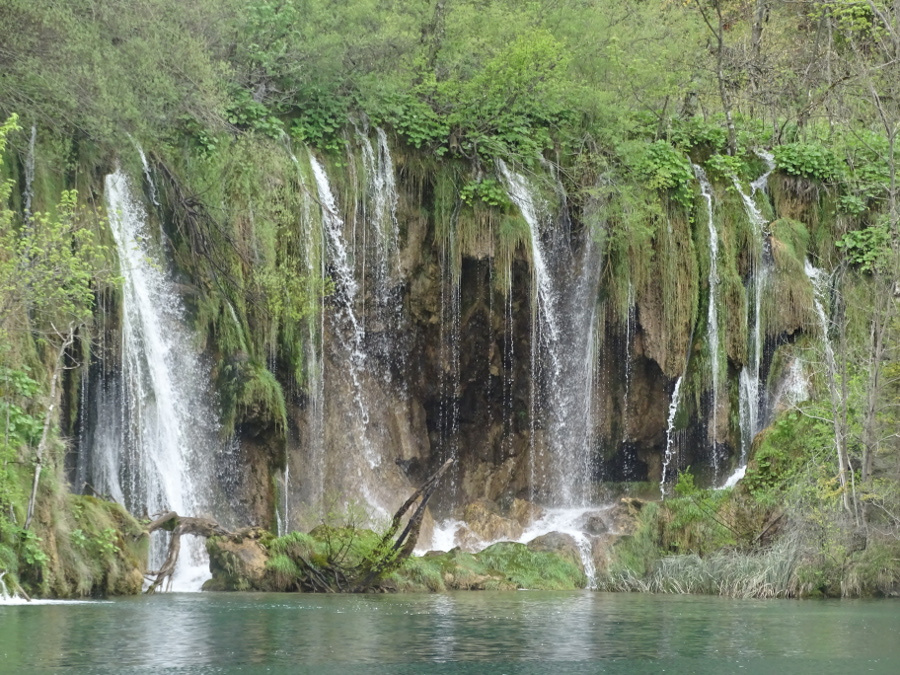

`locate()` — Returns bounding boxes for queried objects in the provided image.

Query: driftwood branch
[353,458,455,591]
[144,512,237,594]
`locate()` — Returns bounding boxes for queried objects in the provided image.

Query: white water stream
[308,152,378,468]
[497,161,601,507]
[660,375,685,496]
[694,164,721,479]
[23,125,36,218]
[86,168,219,590]
[723,153,775,487]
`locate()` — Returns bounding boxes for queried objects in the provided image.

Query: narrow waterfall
[0,571,19,603]
[23,125,36,218]
[726,155,775,485]
[131,139,160,208]
[438,232,462,495]
[308,152,377,468]
[84,167,220,590]
[660,375,685,496]
[498,161,602,506]
[278,142,326,524]
[694,165,721,478]
[620,282,636,477]
[806,261,837,373]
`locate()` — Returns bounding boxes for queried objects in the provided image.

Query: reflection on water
[1,592,898,674]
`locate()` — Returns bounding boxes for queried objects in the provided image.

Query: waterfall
[84,167,220,590]
[694,165,721,478]
[438,232,462,495]
[279,141,326,522]
[356,127,405,390]
[660,375,684,496]
[133,141,160,207]
[621,282,636,477]
[726,154,775,486]
[23,125,36,218]
[498,161,602,507]
[806,261,837,372]
[0,571,19,603]
[308,152,378,468]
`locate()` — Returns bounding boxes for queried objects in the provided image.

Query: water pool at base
[1,591,898,674]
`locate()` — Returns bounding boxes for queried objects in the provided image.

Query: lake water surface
[1,591,897,674]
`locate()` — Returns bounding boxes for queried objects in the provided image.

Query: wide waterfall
[498,161,602,507]
[78,167,222,590]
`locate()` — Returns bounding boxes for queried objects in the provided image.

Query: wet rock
[452,524,482,553]
[205,532,269,591]
[461,499,523,543]
[590,534,623,578]
[579,511,608,535]
[606,497,646,535]
[509,498,545,527]
[526,531,584,572]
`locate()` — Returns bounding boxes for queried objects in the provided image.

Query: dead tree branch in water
[141,458,454,593]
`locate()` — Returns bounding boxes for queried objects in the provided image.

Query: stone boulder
[461,500,523,543]
[590,534,623,578]
[205,531,269,591]
[509,498,545,527]
[579,511,609,535]
[606,497,646,535]
[526,531,584,573]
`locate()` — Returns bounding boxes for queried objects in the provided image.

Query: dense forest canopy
[0,0,898,598]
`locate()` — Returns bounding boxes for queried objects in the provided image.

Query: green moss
[764,218,814,337]
[475,541,587,590]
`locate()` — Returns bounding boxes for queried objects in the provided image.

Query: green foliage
[836,223,891,272]
[289,87,350,153]
[459,177,510,208]
[704,153,747,182]
[0,117,115,333]
[371,88,449,153]
[625,140,694,207]
[671,117,727,152]
[743,411,829,503]
[225,90,283,139]
[773,143,843,182]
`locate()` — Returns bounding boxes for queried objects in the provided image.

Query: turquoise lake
[1,591,898,674]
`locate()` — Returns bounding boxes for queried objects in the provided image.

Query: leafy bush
[836,223,891,272]
[626,140,694,207]
[460,177,511,208]
[773,142,843,181]
[671,117,727,152]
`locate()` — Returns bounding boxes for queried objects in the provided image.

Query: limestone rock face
[591,534,623,578]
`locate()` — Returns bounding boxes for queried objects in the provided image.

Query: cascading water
[437,231,462,495]
[81,167,221,590]
[725,153,776,486]
[693,165,722,479]
[308,152,378,468]
[497,160,602,507]
[660,375,684,496]
[23,125,36,218]
[620,282,636,478]
[806,261,838,374]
